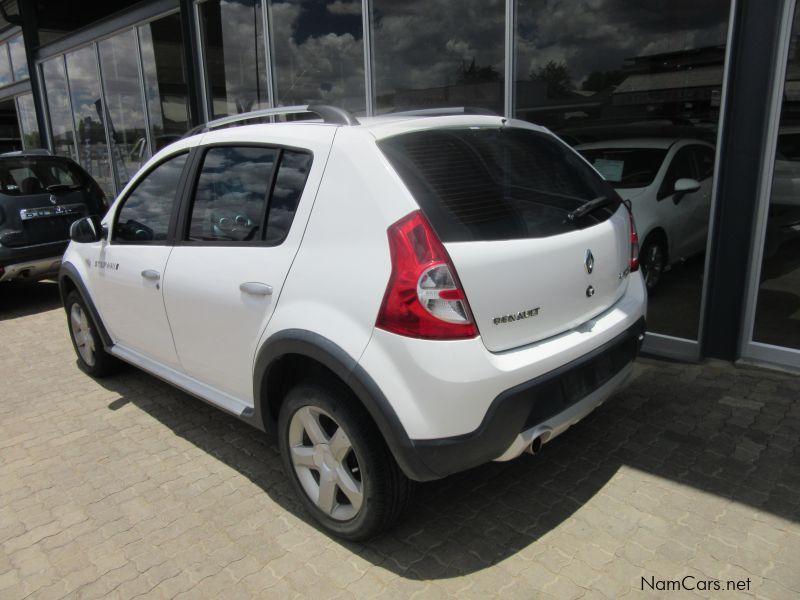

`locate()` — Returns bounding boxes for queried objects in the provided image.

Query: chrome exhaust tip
[526,436,543,455]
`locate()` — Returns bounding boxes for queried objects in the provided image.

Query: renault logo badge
[585,249,594,274]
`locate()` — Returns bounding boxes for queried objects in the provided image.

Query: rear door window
[187,146,279,242]
[378,127,620,242]
[264,150,312,245]
[184,146,312,245]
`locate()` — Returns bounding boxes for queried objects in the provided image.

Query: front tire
[278,380,412,540]
[65,290,120,378]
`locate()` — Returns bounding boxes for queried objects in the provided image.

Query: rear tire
[278,380,412,540]
[65,290,120,378]
[640,236,667,293]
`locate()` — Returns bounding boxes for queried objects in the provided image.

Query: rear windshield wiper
[46,184,82,192]
[565,195,615,223]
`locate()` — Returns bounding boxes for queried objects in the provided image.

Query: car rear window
[378,127,620,242]
[577,148,667,189]
[0,158,83,195]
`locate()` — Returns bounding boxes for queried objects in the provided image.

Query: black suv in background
[0,151,107,283]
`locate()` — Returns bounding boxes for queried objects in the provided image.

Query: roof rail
[183,104,359,138]
[387,106,499,117]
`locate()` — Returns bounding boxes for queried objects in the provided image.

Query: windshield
[578,148,667,189]
[378,127,621,242]
[0,158,84,196]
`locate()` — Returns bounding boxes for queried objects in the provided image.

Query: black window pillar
[179,0,205,127]
[18,0,46,147]
[702,0,789,360]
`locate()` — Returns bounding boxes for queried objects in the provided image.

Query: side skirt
[110,344,260,428]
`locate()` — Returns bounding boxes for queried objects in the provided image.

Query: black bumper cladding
[410,317,646,479]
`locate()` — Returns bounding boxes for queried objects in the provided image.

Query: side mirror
[70,216,103,243]
[673,178,701,204]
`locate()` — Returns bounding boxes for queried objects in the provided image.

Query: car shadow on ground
[94,358,800,579]
[0,280,62,321]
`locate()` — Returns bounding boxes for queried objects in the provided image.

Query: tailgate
[447,205,631,352]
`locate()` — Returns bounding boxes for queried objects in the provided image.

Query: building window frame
[738,0,800,370]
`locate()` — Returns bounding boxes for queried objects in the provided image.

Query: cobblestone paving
[1,281,799,599]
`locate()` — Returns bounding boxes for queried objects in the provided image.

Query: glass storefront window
[8,35,28,81]
[42,56,77,161]
[269,0,365,111]
[751,3,800,351]
[200,0,270,117]
[139,13,191,153]
[15,93,39,149]
[0,43,12,87]
[99,30,148,190]
[65,46,114,196]
[371,0,504,114]
[514,0,731,341]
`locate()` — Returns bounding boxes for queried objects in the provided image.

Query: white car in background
[576,138,715,291]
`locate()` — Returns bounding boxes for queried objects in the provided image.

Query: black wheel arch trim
[253,329,440,482]
[58,261,113,351]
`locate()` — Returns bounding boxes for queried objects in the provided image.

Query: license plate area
[20,204,85,221]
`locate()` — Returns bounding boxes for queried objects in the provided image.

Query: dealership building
[0,0,797,370]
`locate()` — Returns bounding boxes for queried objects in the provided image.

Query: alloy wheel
[70,304,96,367]
[288,405,364,521]
[642,243,664,290]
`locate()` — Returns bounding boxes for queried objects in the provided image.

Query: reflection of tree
[582,69,627,92]
[77,116,105,144]
[531,60,573,98]
[456,58,500,84]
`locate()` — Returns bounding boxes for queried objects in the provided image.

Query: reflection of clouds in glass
[42,58,75,158]
[271,0,365,109]
[191,147,277,240]
[371,0,504,110]
[215,0,270,115]
[118,154,187,241]
[516,0,730,85]
[327,0,361,15]
[265,150,311,244]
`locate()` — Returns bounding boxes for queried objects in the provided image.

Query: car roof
[178,113,549,149]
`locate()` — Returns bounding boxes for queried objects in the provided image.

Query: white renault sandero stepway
[60,105,647,540]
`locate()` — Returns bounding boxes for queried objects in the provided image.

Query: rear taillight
[625,203,640,272]
[376,210,478,340]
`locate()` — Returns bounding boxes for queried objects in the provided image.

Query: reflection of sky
[118,154,187,240]
[516,0,730,86]
[266,150,311,243]
[192,146,278,238]
[65,46,104,132]
[372,0,505,96]
[270,0,365,109]
[99,30,146,143]
[42,57,74,151]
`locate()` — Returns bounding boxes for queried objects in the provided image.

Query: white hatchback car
[576,138,715,291]
[60,106,647,539]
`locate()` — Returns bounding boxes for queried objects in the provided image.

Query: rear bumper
[409,318,644,478]
[358,271,647,480]
[0,241,67,282]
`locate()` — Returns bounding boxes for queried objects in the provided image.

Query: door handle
[141,269,160,281]
[240,282,273,296]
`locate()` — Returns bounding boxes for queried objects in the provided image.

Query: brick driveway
[1,281,799,599]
